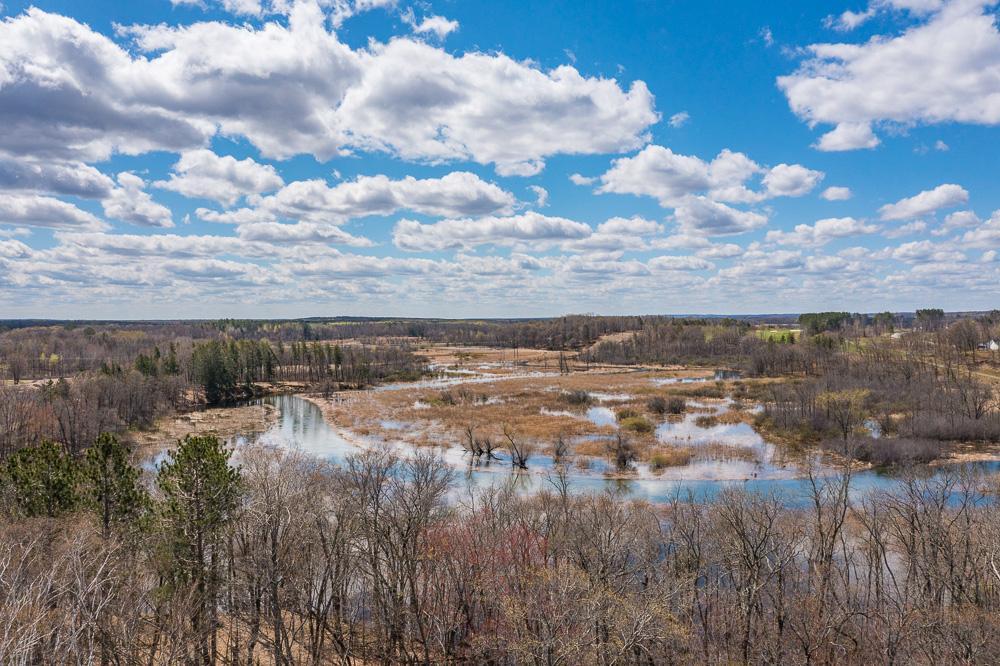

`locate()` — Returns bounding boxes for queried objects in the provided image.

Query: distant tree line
[0,317,720,381]
[582,319,752,365]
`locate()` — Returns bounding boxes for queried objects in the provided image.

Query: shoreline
[131,400,279,460]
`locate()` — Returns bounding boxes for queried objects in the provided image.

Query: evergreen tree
[191,340,234,404]
[81,433,149,538]
[3,439,78,517]
[162,342,180,375]
[157,434,242,662]
[333,344,343,380]
[134,352,158,377]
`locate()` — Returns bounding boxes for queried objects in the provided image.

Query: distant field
[755,328,800,342]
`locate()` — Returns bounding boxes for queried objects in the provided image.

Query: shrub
[562,390,592,406]
[607,433,636,471]
[647,397,668,415]
[860,437,943,465]
[620,416,654,434]
[825,436,943,466]
[906,413,1000,443]
[648,396,685,416]
[666,397,687,414]
[616,408,640,421]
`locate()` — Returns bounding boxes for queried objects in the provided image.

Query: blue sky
[1,0,999,318]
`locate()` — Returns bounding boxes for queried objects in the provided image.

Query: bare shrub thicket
[760,335,1000,459]
[3,448,1000,664]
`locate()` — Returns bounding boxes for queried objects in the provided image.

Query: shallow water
[651,369,741,386]
[590,392,632,403]
[655,409,763,448]
[539,407,578,418]
[223,394,1000,506]
[539,405,619,428]
[376,367,560,392]
[585,406,618,427]
[650,400,802,480]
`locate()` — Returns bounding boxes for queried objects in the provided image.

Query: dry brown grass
[714,409,754,425]
[648,447,695,470]
[132,402,278,458]
[573,437,615,457]
[416,343,570,373]
[699,442,759,462]
[307,349,750,465]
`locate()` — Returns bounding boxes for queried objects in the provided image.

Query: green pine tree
[3,439,78,517]
[162,342,180,375]
[157,434,242,662]
[191,340,235,404]
[81,433,149,538]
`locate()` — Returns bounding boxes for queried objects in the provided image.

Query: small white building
[990,340,1000,352]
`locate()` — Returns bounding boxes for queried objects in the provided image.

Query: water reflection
[585,406,617,427]
[256,394,359,460]
[376,369,559,392]
[655,410,762,448]
[230,394,1000,506]
[650,400,800,480]
[651,369,741,385]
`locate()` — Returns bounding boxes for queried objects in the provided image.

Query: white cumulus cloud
[672,196,768,236]
[403,11,459,39]
[0,159,115,199]
[253,171,516,223]
[781,1,1000,150]
[102,173,174,228]
[878,183,968,220]
[762,163,825,197]
[668,111,690,127]
[393,212,592,251]
[597,145,822,206]
[767,217,879,247]
[0,2,657,175]
[0,193,107,231]
[155,150,284,206]
[821,186,853,201]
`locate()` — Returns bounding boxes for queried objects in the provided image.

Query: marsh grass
[700,442,759,462]
[694,415,719,428]
[615,408,639,421]
[715,409,751,425]
[648,447,694,470]
[310,364,754,466]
